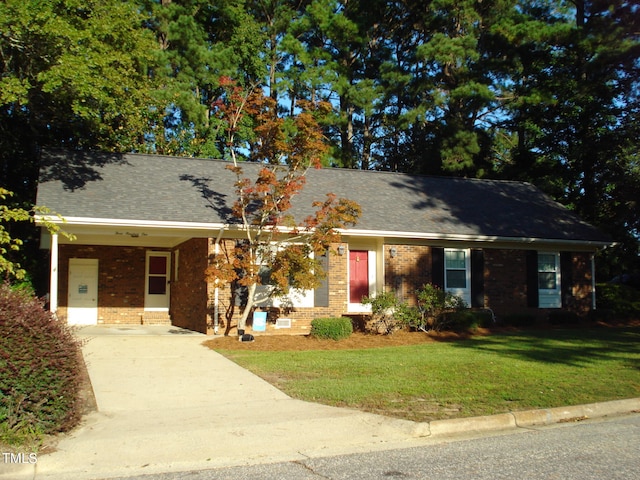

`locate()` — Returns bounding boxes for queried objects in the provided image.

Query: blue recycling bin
[252,311,267,332]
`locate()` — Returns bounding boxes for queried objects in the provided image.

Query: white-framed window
[254,243,314,308]
[538,252,561,308]
[444,248,471,305]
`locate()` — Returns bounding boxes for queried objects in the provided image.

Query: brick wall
[484,249,529,314]
[171,238,209,333]
[58,244,151,324]
[57,241,595,333]
[568,252,593,314]
[384,244,431,305]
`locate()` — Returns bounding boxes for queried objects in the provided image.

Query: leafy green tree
[0,188,74,282]
[0,0,159,197]
[0,0,159,289]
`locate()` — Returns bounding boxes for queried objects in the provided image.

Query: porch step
[141,311,172,326]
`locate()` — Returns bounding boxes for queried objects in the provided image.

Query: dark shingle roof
[36,150,610,245]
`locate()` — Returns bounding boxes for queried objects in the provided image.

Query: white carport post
[213,228,225,334]
[591,253,596,310]
[49,233,59,314]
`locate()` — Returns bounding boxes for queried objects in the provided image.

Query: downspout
[213,228,225,334]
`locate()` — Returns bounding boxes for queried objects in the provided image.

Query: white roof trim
[36,215,611,250]
[36,215,229,231]
[339,228,611,248]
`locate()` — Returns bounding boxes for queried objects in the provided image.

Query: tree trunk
[237,282,257,334]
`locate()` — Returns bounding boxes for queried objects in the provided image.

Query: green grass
[214,328,640,422]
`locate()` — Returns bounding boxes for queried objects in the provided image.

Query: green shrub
[501,313,537,327]
[310,317,353,340]
[416,284,467,331]
[362,292,412,334]
[596,283,640,319]
[0,283,83,446]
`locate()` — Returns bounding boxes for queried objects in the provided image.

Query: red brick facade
[384,244,431,305]
[170,238,210,333]
[568,252,594,314]
[55,239,595,334]
[484,249,529,313]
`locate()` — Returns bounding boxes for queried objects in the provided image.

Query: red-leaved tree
[205,78,361,333]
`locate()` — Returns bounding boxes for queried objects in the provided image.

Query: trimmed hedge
[0,283,83,445]
[310,317,353,340]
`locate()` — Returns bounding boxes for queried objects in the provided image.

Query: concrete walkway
[3,325,639,480]
[6,326,425,480]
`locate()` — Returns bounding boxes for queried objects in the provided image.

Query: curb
[410,397,640,437]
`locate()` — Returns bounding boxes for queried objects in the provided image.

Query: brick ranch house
[36,150,612,335]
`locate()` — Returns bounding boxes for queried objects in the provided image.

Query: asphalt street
[110,412,640,480]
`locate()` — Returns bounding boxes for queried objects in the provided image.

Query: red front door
[349,250,369,303]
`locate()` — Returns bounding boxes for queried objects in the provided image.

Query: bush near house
[0,283,83,447]
[362,291,413,333]
[596,282,640,320]
[443,309,495,332]
[364,285,471,333]
[310,317,353,340]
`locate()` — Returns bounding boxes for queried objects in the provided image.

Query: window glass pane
[148,276,166,295]
[538,272,557,290]
[446,270,467,288]
[538,254,556,272]
[149,256,167,275]
[445,250,466,269]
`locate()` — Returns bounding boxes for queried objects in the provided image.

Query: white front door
[145,252,170,310]
[67,259,98,325]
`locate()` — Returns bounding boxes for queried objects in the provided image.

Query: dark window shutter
[314,252,329,307]
[431,247,444,288]
[470,249,485,308]
[526,250,539,308]
[560,252,573,308]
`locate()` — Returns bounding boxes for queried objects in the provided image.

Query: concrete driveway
[5,325,638,480]
[25,325,423,480]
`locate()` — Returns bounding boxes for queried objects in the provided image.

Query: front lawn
[209,327,640,422]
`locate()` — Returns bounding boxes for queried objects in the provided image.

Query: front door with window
[145,252,170,310]
[349,250,369,304]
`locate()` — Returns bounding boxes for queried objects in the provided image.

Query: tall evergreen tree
[504,0,640,276]
[141,0,267,157]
